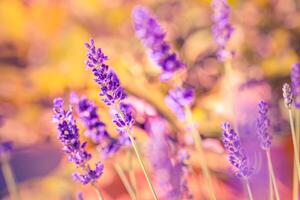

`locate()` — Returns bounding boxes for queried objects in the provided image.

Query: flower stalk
[266,150,280,200]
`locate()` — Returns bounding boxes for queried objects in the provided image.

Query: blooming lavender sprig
[256,101,272,150]
[85,39,126,106]
[282,83,293,109]
[165,86,195,120]
[75,96,129,158]
[211,0,234,61]
[291,63,300,108]
[221,122,253,178]
[53,98,103,185]
[132,6,185,80]
[84,39,134,133]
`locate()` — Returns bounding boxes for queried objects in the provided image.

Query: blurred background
[0,0,299,199]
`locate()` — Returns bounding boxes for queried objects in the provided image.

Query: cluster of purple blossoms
[85,39,127,106]
[74,96,130,158]
[282,83,293,109]
[132,6,185,80]
[85,39,134,134]
[256,101,272,150]
[165,87,195,120]
[221,122,253,178]
[291,63,300,108]
[53,98,103,185]
[211,0,234,61]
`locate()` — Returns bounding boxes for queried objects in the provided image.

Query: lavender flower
[0,141,13,157]
[221,122,253,178]
[211,0,234,61]
[282,83,293,109]
[77,97,109,143]
[76,192,84,200]
[147,118,192,199]
[256,101,272,150]
[53,98,103,185]
[165,87,195,120]
[291,63,300,108]
[85,39,134,134]
[132,6,185,80]
[85,39,126,106]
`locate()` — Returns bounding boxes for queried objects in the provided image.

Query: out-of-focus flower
[77,97,109,144]
[0,141,13,157]
[291,63,300,108]
[74,96,128,158]
[282,83,293,109]
[85,39,126,106]
[132,6,185,80]
[147,117,192,199]
[53,98,103,185]
[256,101,272,150]
[76,192,84,200]
[165,87,195,120]
[211,0,234,61]
[221,122,253,178]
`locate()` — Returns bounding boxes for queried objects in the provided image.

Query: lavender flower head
[256,101,272,150]
[291,63,300,108]
[85,39,126,106]
[211,0,234,61]
[165,87,195,120]
[85,39,134,134]
[221,122,253,178]
[282,83,293,109]
[53,98,103,185]
[132,6,185,80]
[0,141,13,158]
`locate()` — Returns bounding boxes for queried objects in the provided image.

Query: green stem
[245,179,254,200]
[114,163,136,200]
[92,183,104,200]
[128,132,158,200]
[1,156,20,200]
[288,109,300,182]
[266,150,280,200]
[185,107,216,200]
[128,150,137,196]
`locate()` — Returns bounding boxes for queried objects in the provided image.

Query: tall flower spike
[282,83,293,109]
[165,86,195,120]
[75,96,129,158]
[221,122,253,178]
[53,98,103,185]
[132,6,185,80]
[291,63,300,108]
[256,101,272,150]
[211,0,234,61]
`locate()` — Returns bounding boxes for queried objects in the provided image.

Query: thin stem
[185,107,216,200]
[266,150,280,200]
[1,156,20,200]
[128,132,158,200]
[269,161,274,200]
[294,109,300,200]
[288,109,300,182]
[245,179,254,200]
[114,163,136,200]
[92,183,104,200]
[128,150,137,195]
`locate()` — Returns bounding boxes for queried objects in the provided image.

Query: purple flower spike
[291,63,300,108]
[53,98,103,185]
[221,122,253,178]
[282,83,293,109]
[165,87,195,120]
[77,97,109,144]
[132,6,185,80]
[85,39,126,105]
[211,0,234,61]
[256,101,272,150]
